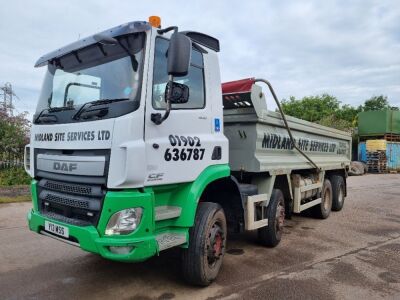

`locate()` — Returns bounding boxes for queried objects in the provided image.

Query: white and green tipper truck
[25,17,351,285]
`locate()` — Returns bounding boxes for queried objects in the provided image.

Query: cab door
[144,36,218,186]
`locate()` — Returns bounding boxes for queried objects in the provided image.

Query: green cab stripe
[151,164,230,228]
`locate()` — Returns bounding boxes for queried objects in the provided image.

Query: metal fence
[0,148,24,169]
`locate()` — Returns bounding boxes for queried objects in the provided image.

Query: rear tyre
[181,202,227,286]
[331,175,345,211]
[257,189,285,247]
[311,179,332,219]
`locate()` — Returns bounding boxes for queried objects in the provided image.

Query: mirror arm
[157,26,178,35]
[151,75,173,125]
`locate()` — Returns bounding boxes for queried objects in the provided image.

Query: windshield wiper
[48,106,75,112]
[34,106,74,123]
[72,98,129,120]
[35,113,58,124]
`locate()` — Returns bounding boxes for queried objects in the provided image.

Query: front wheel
[257,189,285,247]
[181,202,227,286]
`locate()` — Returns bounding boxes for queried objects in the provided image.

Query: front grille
[41,211,92,227]
[43,180,92,196]
[37,178,105,226]
[43,192,90,209]
[34,149,110,226]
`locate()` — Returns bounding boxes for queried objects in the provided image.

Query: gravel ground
[0,185,29,198]
[0,174,399,299]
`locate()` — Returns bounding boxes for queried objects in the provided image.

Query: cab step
[155,206,182,221]
[156,232,187,251]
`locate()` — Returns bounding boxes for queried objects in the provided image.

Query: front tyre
[182,202,227,286]
[257,189,285,247]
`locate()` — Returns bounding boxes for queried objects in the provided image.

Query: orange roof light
[149,16,161,28]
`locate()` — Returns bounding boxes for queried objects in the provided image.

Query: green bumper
[27,182,158,262]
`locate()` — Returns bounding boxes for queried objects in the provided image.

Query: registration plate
[44,221,69,238]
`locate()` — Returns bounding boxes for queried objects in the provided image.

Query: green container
[358,110,400,136]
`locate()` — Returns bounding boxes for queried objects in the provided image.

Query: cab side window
[153,37,205,109]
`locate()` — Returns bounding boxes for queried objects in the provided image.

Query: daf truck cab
[26,17,351,286]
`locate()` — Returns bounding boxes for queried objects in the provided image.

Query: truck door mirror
[167,32,192,77]
[151,32,191,125]
[165,81,189,104]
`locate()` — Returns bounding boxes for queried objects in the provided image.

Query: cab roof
[35,21,221,68]
[34,21,151,67]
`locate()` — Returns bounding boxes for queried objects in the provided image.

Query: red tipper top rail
[221,78,255,95]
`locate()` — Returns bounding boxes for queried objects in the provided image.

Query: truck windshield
[35,33,145,122]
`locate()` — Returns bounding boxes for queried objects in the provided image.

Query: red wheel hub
[207,223,225,266]
[214,233,222,256]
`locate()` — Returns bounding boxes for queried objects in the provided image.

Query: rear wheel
[257,189,285,247]
[331,175,345,211]
[311,179,332,219]
[181,202,227,286]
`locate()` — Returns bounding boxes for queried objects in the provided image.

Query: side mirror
[165,81,189,104]
[151,32,191,125]
[167,33,192,77]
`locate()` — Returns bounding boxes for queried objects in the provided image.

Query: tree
[334,104,361,127]
[0,109,31,185]
[279,93,398,132]
[0,109,30,155]
[281,94,340,122]
[317,115,353,132]
[361,95,398,111]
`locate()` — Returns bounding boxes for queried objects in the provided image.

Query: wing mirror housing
[167,32,192,77]
[151,32,192,125]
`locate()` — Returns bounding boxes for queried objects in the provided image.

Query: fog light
[105,208,143,236]
[109,246,134,255]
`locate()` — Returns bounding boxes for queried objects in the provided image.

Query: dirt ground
[0,174,399,299]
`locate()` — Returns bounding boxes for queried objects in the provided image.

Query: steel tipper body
[222,78,350,229]
[25,18,350,286]
[222,78,351,173]
[222,78,351,230]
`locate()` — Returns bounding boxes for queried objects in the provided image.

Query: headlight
[105,208,143,236]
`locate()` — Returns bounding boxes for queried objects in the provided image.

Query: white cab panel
[144,32,228,186]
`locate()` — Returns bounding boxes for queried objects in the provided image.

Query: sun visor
[34,21,151,68]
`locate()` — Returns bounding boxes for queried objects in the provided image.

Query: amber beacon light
[149,16,161,28]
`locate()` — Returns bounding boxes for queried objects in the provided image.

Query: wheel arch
[199,175,245,233]
[273,174,293,218]
[172,164,237,228]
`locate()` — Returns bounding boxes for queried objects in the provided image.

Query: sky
[0,0,399,118]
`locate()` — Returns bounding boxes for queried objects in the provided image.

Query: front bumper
[27,182,158,262]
